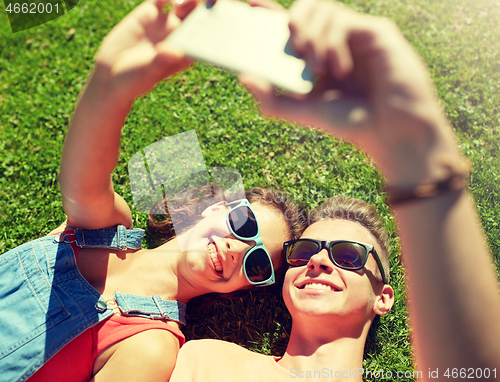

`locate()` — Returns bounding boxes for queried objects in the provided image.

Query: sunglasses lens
[330,242,366,269]
[287,240,320,266]
[245,248,272,283]
[228,206,258,238]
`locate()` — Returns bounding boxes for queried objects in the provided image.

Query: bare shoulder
[181,338,245,351]
[92,329,180,382]
[179,339,262,360]
[172,339,275,382]
[122,328,180,355]
[172,340,251,382]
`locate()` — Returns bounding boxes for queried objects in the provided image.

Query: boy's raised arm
[242,0,500,375]
[59,0,195,229]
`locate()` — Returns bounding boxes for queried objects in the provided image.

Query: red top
[27,231,185,382]
[28,315,185,382]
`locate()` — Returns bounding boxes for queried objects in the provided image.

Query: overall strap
[75,225,145,250]
[113,292,187,325]
[71,226,187,324]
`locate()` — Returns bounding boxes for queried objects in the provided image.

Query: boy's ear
[201,201,226,217]
[373,284,394,316]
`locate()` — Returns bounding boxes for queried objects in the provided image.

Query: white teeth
[303,283,332,291]
[208,243,222,273]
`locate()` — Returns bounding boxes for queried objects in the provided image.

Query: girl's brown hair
[147,185,307,284]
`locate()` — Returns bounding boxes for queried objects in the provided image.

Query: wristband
[385,156,470,206]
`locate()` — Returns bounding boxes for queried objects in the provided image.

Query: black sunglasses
[283,238,387,284]
[226,199,275,286]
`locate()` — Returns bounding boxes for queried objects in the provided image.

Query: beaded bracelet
[385,156,471,206]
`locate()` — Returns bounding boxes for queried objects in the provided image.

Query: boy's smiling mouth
[297,280,341,292]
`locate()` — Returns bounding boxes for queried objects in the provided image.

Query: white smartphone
[167,0,314,94]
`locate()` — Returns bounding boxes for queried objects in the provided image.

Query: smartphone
[167,0,314,94]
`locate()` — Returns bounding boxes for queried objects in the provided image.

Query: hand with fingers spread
[241,0,461,187]
[94,0,197,104]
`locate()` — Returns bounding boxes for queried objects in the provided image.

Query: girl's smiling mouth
[207,239,223,276]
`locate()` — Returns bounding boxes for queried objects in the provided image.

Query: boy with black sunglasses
[170,0,500,379]
[172,195,394,381]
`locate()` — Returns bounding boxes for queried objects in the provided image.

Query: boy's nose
[306,249,334,272]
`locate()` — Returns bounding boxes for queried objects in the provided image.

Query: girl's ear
[373,284,394,316]
[201,201,226,217]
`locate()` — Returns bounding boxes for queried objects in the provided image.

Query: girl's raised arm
[59,0,195,229]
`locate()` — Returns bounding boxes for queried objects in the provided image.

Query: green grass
[1,0,499,380]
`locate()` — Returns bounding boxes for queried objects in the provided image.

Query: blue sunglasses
[226,199,275,287]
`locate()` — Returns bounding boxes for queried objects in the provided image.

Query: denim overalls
[0,225,186,382]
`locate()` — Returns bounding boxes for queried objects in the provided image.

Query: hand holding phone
[167,0,314,94]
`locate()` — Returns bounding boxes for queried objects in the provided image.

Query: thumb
[240,73,371,132]
[154,41,194,77]
[239,73,313,122]
[156,40,186,60]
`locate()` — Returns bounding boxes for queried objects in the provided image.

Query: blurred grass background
[0,0,499,379]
